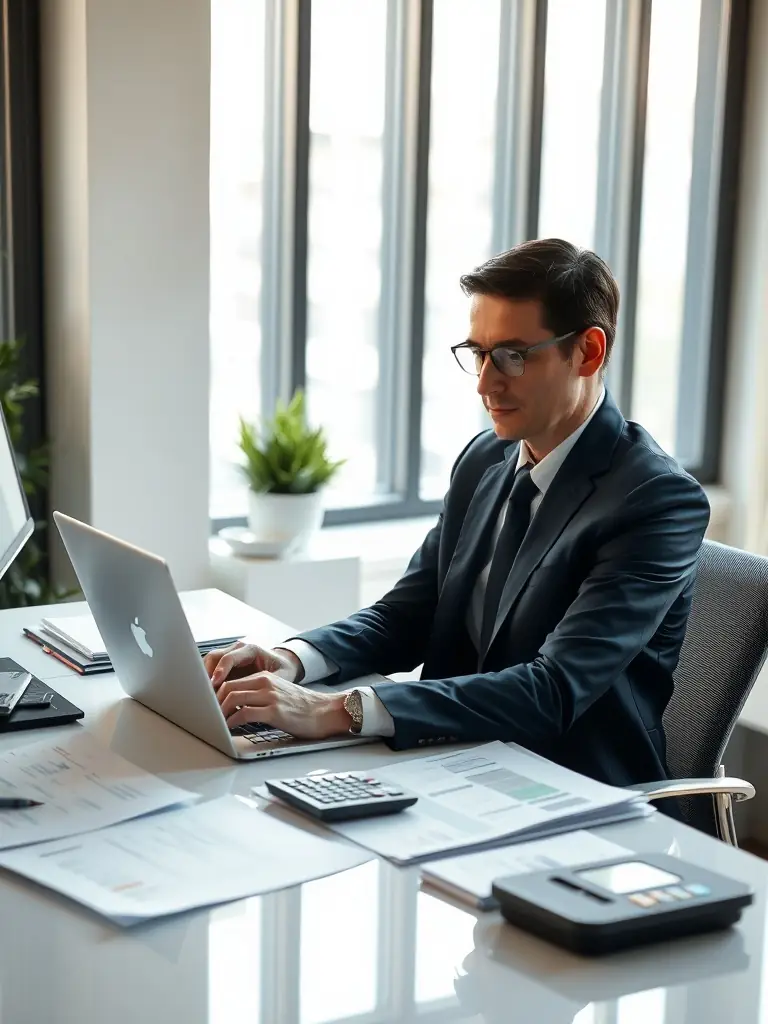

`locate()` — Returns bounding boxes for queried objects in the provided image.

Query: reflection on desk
[0,841,762,1024]
[0,591,765,1024]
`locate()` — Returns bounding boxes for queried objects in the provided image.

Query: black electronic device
[0,669,32,716]
[0,659,84,733]
[492,853,753,956]
[265,770,418,821]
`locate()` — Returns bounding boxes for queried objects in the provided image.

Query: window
[419,0,501,501]
[305,0,388,507]
[631,0,702,455]
[209,0,744,527]
[537,0,607,249]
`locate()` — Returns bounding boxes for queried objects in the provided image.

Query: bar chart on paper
[320,742,651,863]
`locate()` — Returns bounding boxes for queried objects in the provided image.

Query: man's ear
[577,327,606,378]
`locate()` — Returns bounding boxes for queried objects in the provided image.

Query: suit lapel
[431,443,520,639]
[481,392,626,661]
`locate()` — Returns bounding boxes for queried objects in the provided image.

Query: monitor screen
[0,403,33,582]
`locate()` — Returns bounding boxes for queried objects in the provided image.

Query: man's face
[469,294,585,444]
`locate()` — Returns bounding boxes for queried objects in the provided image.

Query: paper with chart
[0,732,195,849]
[0,795,373,925]
[324,741,651,863]
[422,830,632,909]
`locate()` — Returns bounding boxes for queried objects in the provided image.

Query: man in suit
[207,238,710,788]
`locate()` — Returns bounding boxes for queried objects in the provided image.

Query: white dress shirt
[279,389,606,737]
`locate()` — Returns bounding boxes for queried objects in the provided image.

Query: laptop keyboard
[231,722,295,745]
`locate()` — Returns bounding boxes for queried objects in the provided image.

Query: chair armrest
[628,778,755,803]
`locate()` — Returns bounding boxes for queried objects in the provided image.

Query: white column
[41,0,211,590]
[721,1,768,556]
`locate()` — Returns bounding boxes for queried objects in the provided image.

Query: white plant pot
[247,490,325,552]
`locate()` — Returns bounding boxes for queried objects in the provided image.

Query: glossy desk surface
[0,591,766,1024]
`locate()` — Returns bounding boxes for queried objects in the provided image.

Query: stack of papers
[0,732,195,848]
[421,831,631,910]
[23,592,253,674]
[299,741,654,864]
[0,797,371,927]
[0,733,373,926]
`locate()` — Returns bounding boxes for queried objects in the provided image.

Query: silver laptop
[53,511,376,760]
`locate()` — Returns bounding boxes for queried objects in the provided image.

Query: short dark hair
[459,238,620,366]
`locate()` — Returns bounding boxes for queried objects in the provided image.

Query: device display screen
[576,861,681,894]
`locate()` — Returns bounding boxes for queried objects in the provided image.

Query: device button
[648,889,676,903]
[666,886,693,900]
[628,893,657,908]
[684,883,711,897]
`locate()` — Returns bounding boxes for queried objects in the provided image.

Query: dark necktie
[480,465,539,653]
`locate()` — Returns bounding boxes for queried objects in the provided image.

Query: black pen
[0,797,43,809]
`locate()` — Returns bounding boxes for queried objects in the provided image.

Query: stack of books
[24,611,246,675]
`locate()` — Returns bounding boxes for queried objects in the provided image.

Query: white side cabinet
[208,537,361,635]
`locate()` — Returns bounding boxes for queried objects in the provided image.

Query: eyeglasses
[451,331,580,378]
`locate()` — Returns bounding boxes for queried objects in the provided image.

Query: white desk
[1,591,767,1024]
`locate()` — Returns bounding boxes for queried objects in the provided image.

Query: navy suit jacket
[297,393,710,788]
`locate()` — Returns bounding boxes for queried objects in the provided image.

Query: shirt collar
[515,388,606,497]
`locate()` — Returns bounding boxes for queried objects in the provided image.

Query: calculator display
[576,861,681,894]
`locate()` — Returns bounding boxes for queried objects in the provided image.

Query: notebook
[38,613,244,662]
[27,590,259,674]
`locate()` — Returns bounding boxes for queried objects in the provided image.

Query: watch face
[345,691,363,729]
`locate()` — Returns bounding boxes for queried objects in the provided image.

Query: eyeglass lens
[456,346,525,378]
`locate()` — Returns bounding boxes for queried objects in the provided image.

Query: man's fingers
[210,643,255,685]
[216,673,270,703]
[203,645,235,678]
[219,689,270,721]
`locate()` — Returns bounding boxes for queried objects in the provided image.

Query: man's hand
[214,672,351,739]
[203,641,352,738]
[203,641,305,686]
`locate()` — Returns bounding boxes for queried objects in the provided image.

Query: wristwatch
[343,689,364,734]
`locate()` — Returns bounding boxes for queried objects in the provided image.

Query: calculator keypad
[264,771,417,822]
[280,772,404,805]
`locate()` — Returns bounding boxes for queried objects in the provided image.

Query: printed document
[422,830,631,909]
[0,796,372,926]
[321,741,652,863]
[0,732,194,849]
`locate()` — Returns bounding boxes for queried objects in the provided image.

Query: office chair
[630,540,768,846]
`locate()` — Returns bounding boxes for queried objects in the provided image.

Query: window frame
[210,0,747,533]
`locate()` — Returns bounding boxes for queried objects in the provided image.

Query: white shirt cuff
[274,641,395,737]
[355,686,395,738]
[274,639,338,684]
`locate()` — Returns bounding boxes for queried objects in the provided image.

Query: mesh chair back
[664,540,768,835]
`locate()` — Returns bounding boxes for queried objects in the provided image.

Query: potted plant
[237,390,345,552]
[0,337,76,606]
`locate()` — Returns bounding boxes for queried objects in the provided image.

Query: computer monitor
[0,403,34,583]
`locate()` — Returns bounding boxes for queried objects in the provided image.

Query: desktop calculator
[265,771,418,822]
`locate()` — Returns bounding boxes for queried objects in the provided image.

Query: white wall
[720,0,768,802]
[721,0,768,557]
[41,0,211,591]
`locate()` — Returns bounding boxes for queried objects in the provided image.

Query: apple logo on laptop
[130,617,153,658]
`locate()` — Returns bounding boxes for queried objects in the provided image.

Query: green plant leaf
[236,390,346,495]
[0,337,76,608]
